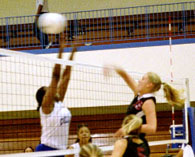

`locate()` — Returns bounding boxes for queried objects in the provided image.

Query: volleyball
[38,13,67,34]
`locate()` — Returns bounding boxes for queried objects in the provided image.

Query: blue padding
[188,107,195,153]
[23,38,195,55]
[170,109,186,148]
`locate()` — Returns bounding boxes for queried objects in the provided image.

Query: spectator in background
[24,146,34,153]
[68,20,85,41]
[34,0,52,49]
[67,124,92,157]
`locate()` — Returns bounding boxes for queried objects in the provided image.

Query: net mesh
[0,48,186,111]
[0,48,189,156]
[0,49,134,111]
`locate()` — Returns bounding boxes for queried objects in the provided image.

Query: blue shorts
[35,144,65,157]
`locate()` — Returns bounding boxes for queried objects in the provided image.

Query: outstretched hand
[103,64,115,78]
[103,65,111,77]
[103,64,122,78]
[59,33,66,49]
[68,41,78,61]
[72,46,77,53]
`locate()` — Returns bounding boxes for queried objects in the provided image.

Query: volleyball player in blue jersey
[35,35,76,153]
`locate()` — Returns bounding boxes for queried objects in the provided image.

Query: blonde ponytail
[162,82,185,107]
[147,72,185,107]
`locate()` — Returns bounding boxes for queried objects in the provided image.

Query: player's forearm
[58,47,63,59]
[61,47,76,77]
[52,64,61,80]
[35,5,43,22]
[36,5,43,15]
[115,68,137,93]
[69,47,77,60]
[62,66,71,80]
[140,124,157,134]
[58,33,66,59]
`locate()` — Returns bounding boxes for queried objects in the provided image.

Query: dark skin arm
[41,34,64,114]
[35,4,43,22]
[56,41,77,102]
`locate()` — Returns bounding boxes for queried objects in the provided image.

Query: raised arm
[35,4,43,22]
[56,44,77,102]
[41,35,63,114]
[114,66,138,95]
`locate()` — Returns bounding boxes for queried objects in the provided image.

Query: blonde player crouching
[111,114,149,157]
[35,35,76,156]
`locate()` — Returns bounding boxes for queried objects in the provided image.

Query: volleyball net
[0,48,190,156]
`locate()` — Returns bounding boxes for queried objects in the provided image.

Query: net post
[184,78,190,144]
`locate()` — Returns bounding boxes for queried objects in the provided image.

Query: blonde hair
[147,72,162,92]
[122,114,142,135]
[162,82,185,107]
[79,144,103,157]
[147,72,185,107]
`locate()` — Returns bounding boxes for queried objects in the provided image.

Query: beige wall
[0,0,194,18]
[0,0,35,18]
[53,0,194,13]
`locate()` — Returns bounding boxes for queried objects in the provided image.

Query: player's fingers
[72,47,77,53]
[103,67,110,77]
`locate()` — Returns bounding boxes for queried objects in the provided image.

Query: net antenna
[168,15,190,145]
[168,15,176,139]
